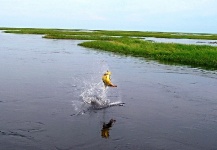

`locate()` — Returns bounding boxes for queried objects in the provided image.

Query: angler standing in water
[102,71,117,88]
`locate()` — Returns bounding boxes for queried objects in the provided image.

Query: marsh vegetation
[1,27,217,70]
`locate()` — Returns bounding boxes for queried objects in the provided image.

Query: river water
[0,32,217,150]
[144,37,217,46]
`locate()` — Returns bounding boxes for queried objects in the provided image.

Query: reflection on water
[101,119,116,139]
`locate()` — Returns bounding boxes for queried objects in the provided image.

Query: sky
[1,0,217,33]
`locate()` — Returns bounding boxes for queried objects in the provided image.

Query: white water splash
[71,60,123,115]
[79,66,113,109]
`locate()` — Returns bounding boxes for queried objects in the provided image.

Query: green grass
[79,38,217,70]
[1,27,217,70]
[43,34,120,41]
[1,27,217,40]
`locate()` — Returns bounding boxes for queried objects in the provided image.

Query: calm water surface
[144,37,217,46]
[0,32,217,150]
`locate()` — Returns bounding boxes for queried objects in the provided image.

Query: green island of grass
[1,27,217,70]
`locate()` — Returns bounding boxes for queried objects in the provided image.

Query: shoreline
[1,27,217,70]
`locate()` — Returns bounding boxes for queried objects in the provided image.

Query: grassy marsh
[1,27,217,70]
[79,38,217,69]
[1,27,217,40]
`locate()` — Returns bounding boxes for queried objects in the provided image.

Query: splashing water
[81,80,109,103]
[71,60,123,115]
[79,79,124,111]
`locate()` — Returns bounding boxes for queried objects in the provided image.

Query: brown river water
[0,32,217,150]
